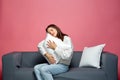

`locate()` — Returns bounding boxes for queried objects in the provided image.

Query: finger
[53,41,55,44]
[51,56,54,58]
[47,40,51,43]
[47,40,50,44]
[47,44,50,48]
[47,43,49,46]
[47,40,52,45]
[49,40,54,44]
[53,41,56,45]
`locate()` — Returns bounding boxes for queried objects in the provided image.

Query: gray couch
[2,51,118,80]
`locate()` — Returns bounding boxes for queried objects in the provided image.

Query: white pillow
[79,44,106,68]
[43,33,64,64]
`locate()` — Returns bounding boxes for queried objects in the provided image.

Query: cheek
[55,31,57,35]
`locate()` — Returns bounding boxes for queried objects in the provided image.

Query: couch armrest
[2,52,22,80]
[2,51,48,80]
[101,52,118,80]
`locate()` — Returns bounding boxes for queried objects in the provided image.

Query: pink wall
[0,0,120,79]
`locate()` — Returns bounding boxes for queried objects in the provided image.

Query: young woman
[34,24,73,80]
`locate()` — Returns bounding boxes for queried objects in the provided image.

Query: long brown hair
[46,24,68,41]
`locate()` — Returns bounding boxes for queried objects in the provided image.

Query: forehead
[47,27,55,31]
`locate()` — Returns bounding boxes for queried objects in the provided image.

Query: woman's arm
[55,36,73,60]
[38,40,56,64]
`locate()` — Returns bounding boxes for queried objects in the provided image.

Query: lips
[51,33,54,36]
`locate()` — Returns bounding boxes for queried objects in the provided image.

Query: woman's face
[47,27,57,37]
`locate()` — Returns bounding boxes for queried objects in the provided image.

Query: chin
[53,34,56,37]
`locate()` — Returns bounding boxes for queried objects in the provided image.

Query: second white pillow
[79,44,106,68]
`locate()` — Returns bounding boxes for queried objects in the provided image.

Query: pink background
[0,0,120,79]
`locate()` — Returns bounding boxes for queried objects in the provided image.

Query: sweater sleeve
[54,36,73,60]
[37,40,47,55]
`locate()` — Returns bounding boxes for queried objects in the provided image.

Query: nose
[49,32,54,35]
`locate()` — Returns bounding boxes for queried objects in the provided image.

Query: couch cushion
[54,68,107,80]
[15,68,36,80]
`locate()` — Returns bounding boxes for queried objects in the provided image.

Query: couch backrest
[20,52,48,68]
[69,51,82,68]
[70,51,118,68]
[19,51,117,69]
[20,51,82,68]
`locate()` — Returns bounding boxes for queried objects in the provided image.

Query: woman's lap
[34,63,68,75]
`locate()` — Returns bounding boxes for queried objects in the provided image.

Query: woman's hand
[44,53,56,64]
[47,40,57,50]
